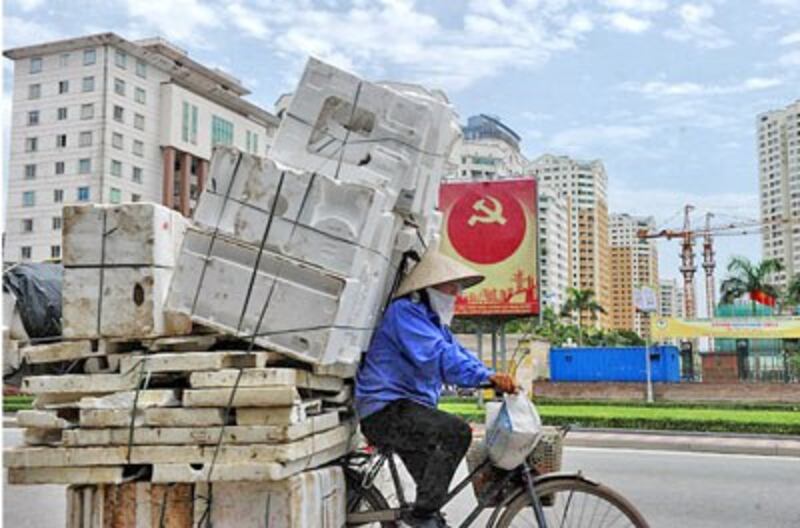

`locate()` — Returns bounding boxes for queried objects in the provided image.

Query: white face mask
[426,287,456,326]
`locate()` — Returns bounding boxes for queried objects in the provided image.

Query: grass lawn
[439,400,800,435]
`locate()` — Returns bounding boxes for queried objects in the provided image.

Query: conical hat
[394,248,484,298]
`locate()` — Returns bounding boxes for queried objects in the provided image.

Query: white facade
[4,33,279,263]
[659,278,686,318]
[528,154,608,289]
[758,99,800,288]
[448,137,527,181]
[537,188,570,312]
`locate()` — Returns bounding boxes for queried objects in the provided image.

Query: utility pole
[680,205,697,319]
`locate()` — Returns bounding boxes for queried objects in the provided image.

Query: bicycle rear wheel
[494,476,649,528]
[344,467,399,527]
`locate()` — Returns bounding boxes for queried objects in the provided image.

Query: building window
[132,140,144,157]
[115,49,127,68]
[77,186,90,202]
[22,219,34,233]
[59,53,70,68]
[23,191,36,207]
[134,87,146,104]
[114,78,126,96]
[83,48,96,65]
[56,134,67,148]
[58,80,69,94]
[211,115,234,146]
[82,76,95,92]
[112,132,123,149]
[246,131,259,153]
[27,110,39,126]
[51,245,61,259]
[79,131,92,147]
[30,57,42,74]
[182,102,199,144]
[57,107,68,120]
[110,187,122,204]
[24,164,36,180]
[136,59,147,78]
[132,166,143,183]
[134,113,145,130]
[81,103,94,120]
[54,189,64,203]
[52,216,62,230]
[25,137,38,152]
[131,193,141,202]
[20,247,32,261]
[78,158,91,174]
[28,84,41,99]
[113,105,124,123]
[55,161,65,175]
[111,159,122,177]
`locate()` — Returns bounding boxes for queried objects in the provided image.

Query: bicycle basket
[465,439,511,507]
[528,426,564,475]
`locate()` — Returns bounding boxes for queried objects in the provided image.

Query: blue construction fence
[550,345,681,383]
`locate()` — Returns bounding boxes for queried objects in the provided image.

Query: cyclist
[355,247,517,528]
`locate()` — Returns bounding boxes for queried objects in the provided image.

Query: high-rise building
[758,99,800,288]
[659,278,686,319]
[448,114,527,181]
[4,33,280,263]
[609,213,659,338]
[538,189,571,313]
[529,154,611,328]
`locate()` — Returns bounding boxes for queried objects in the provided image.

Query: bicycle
[340,423,649,528]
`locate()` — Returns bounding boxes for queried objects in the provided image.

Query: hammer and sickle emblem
[468,195,507,227]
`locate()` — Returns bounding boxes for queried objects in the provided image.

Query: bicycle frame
[345,451,551,528]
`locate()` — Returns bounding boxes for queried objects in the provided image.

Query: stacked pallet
[8,338,354,484]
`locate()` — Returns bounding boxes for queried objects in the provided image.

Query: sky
[3,0,800,296]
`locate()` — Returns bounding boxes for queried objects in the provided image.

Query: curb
[563,431,800,457]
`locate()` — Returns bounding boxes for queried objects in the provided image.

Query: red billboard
[439,179,539,317]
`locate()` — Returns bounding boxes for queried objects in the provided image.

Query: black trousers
[360,399,472,516]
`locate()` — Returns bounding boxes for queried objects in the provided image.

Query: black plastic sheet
[3,263,63,338]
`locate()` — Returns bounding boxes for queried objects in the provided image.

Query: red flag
[750,290,776,307]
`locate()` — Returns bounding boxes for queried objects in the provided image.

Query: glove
[489,373,519,394]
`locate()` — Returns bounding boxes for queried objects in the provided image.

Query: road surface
[5,427,800,527]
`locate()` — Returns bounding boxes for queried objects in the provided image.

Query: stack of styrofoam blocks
[167,57,460,368]
[61,203,193,339]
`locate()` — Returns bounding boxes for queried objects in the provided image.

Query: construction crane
[702,212,716,319]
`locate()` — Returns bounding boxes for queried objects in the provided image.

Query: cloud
[780,31,800,46]
[122,0,220,47]
[547,124,653,154]
[2,16,64,48]
[664,3,733,49]
[601,0,668,12]
[622,77,783,97]
[607,12,651,33]
[8,0,45,12]
[779,50,800,66]
[226,2,271,40]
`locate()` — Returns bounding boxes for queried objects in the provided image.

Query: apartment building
[609,213,659,338]
[448,114,527,181]
[659,278,686,319]
[758,100,800,288]
[4,33,279,263]
[538,189,571,313]
[529,154,611,328]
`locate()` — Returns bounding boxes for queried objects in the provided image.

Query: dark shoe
[402,511,450,528]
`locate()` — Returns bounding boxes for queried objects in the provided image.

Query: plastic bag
[3,263,63,338]
[485,393,542,470]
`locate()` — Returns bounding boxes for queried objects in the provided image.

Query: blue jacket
[355,297,493,419]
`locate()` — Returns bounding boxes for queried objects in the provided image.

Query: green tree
[719,257,783,315]
[560,288,606,345]
[783,274,800,314]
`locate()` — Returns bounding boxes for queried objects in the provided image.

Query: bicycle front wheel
[495,476,649,528]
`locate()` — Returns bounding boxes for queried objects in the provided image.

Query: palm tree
[560,288,606,345]
[719,257,783,315]
[784,274,800,315]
